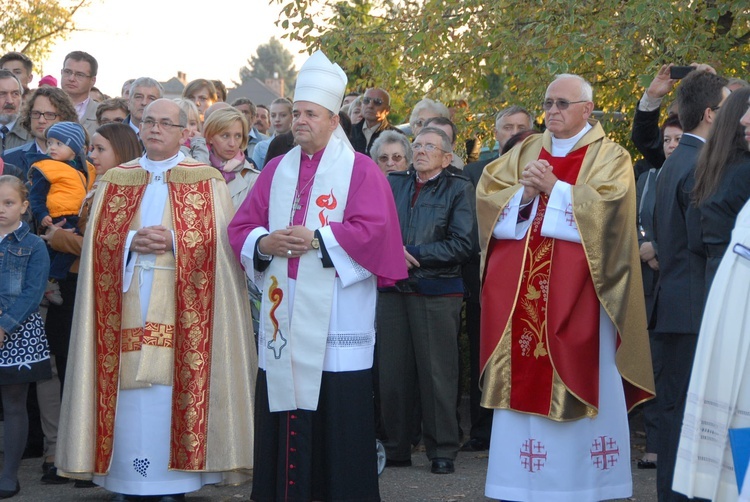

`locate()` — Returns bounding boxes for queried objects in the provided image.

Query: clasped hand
[520,159,558,204]
[258,226,314,258]
[131,225,173,255]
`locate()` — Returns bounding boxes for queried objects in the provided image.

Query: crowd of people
[0,46,749,502]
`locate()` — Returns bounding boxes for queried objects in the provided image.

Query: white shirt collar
[551,122,593,157]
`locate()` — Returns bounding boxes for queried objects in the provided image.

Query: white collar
[551,123,592,157]
[141,151,185,173]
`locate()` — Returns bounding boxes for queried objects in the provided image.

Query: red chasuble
[480,146,604,418]
[92,169,217,472]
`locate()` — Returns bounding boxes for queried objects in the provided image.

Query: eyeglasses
[378,154,405,164]
[411,142,445,153]
[363,97,384,106]
[61,69,92,80]
[30,110,59,120]
[542,98,588,111]
[141,119,184,130]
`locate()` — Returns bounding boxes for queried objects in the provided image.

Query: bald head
[203,101,231,122]
[141,99,189,161]
[543,74,594,139]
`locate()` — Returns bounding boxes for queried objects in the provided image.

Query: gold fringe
[169,165,223,184]
[102,166,149,186]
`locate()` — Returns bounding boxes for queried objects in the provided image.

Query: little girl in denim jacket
[0,174,52,497]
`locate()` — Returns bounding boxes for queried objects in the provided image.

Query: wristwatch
[311,237,320,250]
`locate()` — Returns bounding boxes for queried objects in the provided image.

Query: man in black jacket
[377,127,475,475]
[350,88,402,155]
[652,69,729,502]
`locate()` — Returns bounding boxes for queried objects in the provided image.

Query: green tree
[272,0,749,153]
[239,37,298,97]
[0,0,89,64]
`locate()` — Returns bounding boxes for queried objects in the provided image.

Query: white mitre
[294,50,348,114]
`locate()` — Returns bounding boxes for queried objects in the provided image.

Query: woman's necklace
[289,174,316,225]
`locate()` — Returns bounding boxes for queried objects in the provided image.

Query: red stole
[481,146,603,417]
[92,167,217,473]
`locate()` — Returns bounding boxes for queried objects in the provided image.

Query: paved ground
[3,399,657,501]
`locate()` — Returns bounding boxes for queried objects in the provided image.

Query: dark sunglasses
[363,97,384,106]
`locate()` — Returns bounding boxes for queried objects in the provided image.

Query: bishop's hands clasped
[258,226,314,258]
[520,159,558,204]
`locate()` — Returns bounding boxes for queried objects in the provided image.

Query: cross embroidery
[143,322,174,348]
[519,438,547,473]
[500,206,510,221]
[590,435,620,471]
[564,203,577,228]
[121,328,143,352]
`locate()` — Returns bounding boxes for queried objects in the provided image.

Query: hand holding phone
[670,66,695,80]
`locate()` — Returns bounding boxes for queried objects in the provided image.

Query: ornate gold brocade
[476,121,655,416]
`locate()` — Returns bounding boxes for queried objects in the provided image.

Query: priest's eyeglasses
[141,119,185,130]
[542,99,588,111]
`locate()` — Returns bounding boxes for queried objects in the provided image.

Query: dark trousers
[465,300,492,442]
[642,331,663,454]
[655,333,699,502]
[377,293,461,461]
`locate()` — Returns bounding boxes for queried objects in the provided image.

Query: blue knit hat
[46,121,86,156]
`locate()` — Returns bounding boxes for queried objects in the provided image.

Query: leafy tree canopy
[0,0,88,65]
[238,37,298,97]
[272,0,749,155]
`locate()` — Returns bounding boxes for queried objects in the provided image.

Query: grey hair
[347,96,362,113]
[495,105,534,127]
[416,126,452,153]
[551,74,593,102]
[370,130,413,165]
[130,77,164,98]
[409,98,450,129]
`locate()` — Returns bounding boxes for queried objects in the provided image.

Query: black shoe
[0,481,20,499]
[637,458,657,469]
[41,461,53,474]
[155,495,186,502]
[430,458,454,474]
[74,479,97,488]
[110,494,147,502]
[460,437,490,452]
[385,458,412,468]
[41,465,69,485]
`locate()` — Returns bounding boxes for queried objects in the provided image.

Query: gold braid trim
[101,166,149,186]
[168,164,223,184]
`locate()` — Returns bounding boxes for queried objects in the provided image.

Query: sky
[37,0,306,97]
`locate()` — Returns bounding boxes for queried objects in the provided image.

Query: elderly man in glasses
[57,98,257,501]
[378,126,475,475]
[350,87,404,156]
[475,74,655,501]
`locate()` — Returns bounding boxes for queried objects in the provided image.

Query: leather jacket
[387,168,476,295]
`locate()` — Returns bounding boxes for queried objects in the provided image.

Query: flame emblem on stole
[316,190,337,226]
[267,276,287,359]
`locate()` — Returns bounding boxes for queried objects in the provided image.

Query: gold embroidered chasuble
[476,121,655,418]
[56,159,257,479]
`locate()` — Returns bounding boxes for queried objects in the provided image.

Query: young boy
[28,121,95,305]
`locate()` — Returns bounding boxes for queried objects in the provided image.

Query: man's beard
[0,112,17,125]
